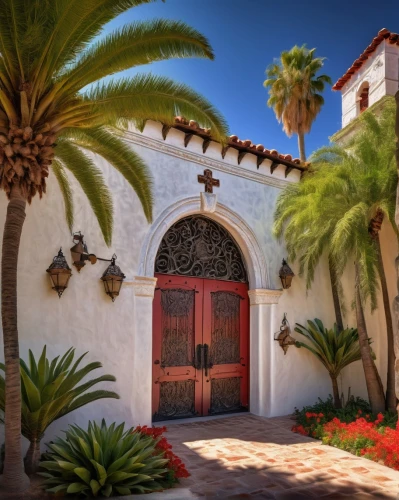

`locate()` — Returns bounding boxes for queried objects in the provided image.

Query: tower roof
[333,28,399,91]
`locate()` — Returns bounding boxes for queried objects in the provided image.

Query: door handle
[203,344,213,376]
[193,344,203,370]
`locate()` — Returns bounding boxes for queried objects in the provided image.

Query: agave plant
[40,420,170,496]
[295,319,363,409]
[0,346,119,474]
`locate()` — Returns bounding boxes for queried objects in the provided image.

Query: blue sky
[106,0,398,159]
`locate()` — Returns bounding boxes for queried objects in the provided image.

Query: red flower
[132,425,190,480]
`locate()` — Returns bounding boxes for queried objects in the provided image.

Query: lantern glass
[47,249,72,298]
[279,259,295,290]
[101,256,125,302]
[102,275,123,301]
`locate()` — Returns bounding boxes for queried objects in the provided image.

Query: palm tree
[0,2,228,493]
[395,90,399,413]
[295,319,363,409]
[273,178,344,331]
[312,105,397,413]
[273,106,397,414]
[264,44,331,162]
[0,346,120,474]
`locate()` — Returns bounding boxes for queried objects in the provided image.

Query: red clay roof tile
[333,28,399,90]
[173,116,304,168]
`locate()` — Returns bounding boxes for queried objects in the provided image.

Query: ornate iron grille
[210,377,241,414]
[160,289,195,367]
[210,292,241,365]
[155,216,247,282]
[154,380,196,421]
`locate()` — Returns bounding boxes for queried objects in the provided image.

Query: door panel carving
[155,380,196,420]
[160,289,195,367]
[210,292,241,365]
[210,377,241,415]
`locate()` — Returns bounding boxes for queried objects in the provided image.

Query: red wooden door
[152,274,249,421]
[152,275,203,421]
[202,280,249,416]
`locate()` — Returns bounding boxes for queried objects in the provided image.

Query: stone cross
[198,169,220,193]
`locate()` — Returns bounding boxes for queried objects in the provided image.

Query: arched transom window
[155,215,247,282]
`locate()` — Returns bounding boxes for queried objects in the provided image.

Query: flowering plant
[133,425,190,484]
[292,408,399,471]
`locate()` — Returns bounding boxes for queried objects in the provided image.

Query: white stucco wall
[341,41,399,128]
[0,120,395,453]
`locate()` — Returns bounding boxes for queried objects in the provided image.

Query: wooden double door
[152,274,249,421]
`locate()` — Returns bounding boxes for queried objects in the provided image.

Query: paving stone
[136,414,399,499]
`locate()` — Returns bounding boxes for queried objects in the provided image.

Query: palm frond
[55,141,113,245]
[84,75,228,142]
[61,20,214,92]
[51,160,74,233]
[64,127,153,222]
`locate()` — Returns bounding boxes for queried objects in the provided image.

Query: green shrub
[0,346,119,473]
[294,395,372,427]
[39,420,171,496]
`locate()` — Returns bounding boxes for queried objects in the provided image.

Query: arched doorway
[152,215,249,421]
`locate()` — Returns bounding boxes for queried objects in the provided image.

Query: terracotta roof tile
[333,28,398,90]
[173,116,305,171]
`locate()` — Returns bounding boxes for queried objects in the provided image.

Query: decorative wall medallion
[155,215,247,282]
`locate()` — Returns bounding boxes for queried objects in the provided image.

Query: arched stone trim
[138,195,269,289]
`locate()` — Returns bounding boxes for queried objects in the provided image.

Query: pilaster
[248,288,282,417]
[128,276,157,425]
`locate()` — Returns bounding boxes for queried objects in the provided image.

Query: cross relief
[198,169,220,193]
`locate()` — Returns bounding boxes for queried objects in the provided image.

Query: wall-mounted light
[279,259,295,289]
[46,249,72,298]
[70,232,96,272]
[101,255,126,302]
[70,232,125,301]
[274,313,296,355]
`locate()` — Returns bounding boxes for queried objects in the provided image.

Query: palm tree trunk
[328,256,344,332]
[394,90,399,415]
[375,234,397,412]
[297,132,306,163]
[331,375,342,409]
[24,439,41,475]
[0,184,30,492]
[355,263,386,414]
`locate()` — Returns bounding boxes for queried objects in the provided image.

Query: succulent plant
[0,346,119,473]
[39,420,170,496]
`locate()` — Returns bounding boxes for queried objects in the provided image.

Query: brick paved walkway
[153,413,399,499]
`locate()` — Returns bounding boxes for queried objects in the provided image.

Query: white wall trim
[137,195,269,289]
[124,130,291,190]
[248,289,283,305]
[124,276,157,297]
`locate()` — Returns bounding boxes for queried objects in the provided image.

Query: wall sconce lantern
[46,249,72,298]
[70,232,96,272]
[274,313,296,355]
[101,255,126,302]
[279,259,295,289]
[70,231,125,302]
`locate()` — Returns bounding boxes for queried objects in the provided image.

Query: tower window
[359,85,369,113]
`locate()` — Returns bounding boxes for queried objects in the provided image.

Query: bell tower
[333,28,399,130]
